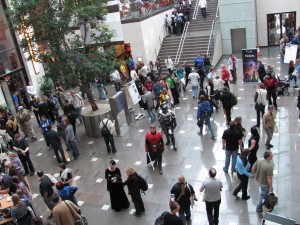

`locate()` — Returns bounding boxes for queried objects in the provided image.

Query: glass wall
[267,11,296,46]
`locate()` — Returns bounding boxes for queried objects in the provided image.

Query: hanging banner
[242,49,258,82]
[126,81,141,105]
[284,44,298,64]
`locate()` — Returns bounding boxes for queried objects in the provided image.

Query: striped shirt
[11,201,28,219]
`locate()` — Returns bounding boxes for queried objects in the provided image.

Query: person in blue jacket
[39,115,53,149]
[56,180,78,206]
[197,95,215,140]
[233,150,254,200]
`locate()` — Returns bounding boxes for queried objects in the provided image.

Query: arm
[267,176,273,192]
[0,188,9,194]
[238,139,243,151]
[199,182,205,192]
[197,105,201,120]
[254,92,258,103]
[145,137,149,152]
[249,139,256,151]
[237,160,253,178]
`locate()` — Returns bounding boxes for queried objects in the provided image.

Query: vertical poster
[126,81,141,105]
[242,49,258,82]
[284,44,298,64]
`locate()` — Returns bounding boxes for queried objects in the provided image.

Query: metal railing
[192,0,200,19]
[174,22,190,64]
[206,5,219,58]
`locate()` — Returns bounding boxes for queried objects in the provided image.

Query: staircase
[157,0,218,73]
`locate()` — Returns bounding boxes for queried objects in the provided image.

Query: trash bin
[129,107,135,122]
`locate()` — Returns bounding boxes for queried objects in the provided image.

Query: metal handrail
[174,21,190,65]
[192,0,200,19]
[206,5,219,57]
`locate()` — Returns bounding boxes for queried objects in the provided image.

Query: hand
[13,147,17,150]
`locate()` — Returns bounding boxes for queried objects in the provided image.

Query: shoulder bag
[186,183,195,208]
[255,90,265,111]
[64,201,88,225]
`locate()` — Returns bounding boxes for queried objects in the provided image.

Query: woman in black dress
[248,126,260,169]
[105,160,130,212]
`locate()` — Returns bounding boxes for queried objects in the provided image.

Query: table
[0,195,15,225]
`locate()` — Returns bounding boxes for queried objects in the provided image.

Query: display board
[284,44,298,64]
[242,48,258,82]
[126,81,141,105]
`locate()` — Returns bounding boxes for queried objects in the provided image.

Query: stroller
[276,74,290,96]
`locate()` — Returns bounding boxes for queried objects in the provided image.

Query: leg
[185,204,191,219]
[43,133,50,147]
[241,175,249,199]
[213,200,221,225]
[233,173,243,196]
[198,119,204,135]
[19,155,29,175]
[205,201,214,225]
[132,194,142,215]
[57,146,67,163]
[63,137,71,151]
[231,150,238,172]
[267,90,272,105]
[271,90,277,108]
[179,207,187,225]
[109,135,117,153]
[34,112,40,125]
[76,107,83,124]
[256,184,270,211]
[256,109,260,127]
[265,128,272,145]
[25,153,35,174]
[53,148,62,163]
[104,136,111,153]
[147,107,155,122]
[206,118,215,137]
[223,150,232,172]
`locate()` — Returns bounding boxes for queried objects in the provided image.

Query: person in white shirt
[188,67,200,99]
[130,65,137,81]
[26,82,36,97]
[99,114,116,154]
[199,0,207,19]
[70,90,84,125]
[213,75,225,91]
[110,70,121,92]
[165,56,174,76]
[207,68,217,80]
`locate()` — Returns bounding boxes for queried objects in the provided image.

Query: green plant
[39,78,53,93]
[0,104,9,113]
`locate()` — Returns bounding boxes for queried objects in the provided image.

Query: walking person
[188,67,200,99]
[228,54,238,84]
[197,95,215,140]
[263,105,275,150]
[56,181,78,206]
[69,90,84,125]
[184,61,191,89]
[56,116,71,151]
[153,79,163,111]
[30,96,40,125]
[16,106,37,142]
[165,56,174,76]
[233,150,254,200]
[219,86,234,125]
[105,160,130,212]
[99,114,117,154]
[221,64,230,89]
[166,74,180,105]
[248,126,260,169]
[95,76,107,100]
[264,73,278,110]
[46,124,68,164]
[170,175,197,225]
[110,69,122,92]
[13,134,35,176]
[142,87,156,122]
[123,167,145,217]
[199,0,207,19]
[63,100,77,135]
[200,168,223,225]
[251,151,274,213]
[254,83,267,128]
[163,201,182,225]
[222,121,243,173]
[257,61,266,82]
[64,119,79,160]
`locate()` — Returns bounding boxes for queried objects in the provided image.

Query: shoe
[30,172,35,176]
[256,209,263,213]
[24,172,29,176]
[166,141,170,146]
[47,214,53,219]
[294,86,298,88]
[159,169,163,175]
[153,161,157,166]
[133,212,141,217]
[211,136,215,141]
[242,196,251,200]
[47,147,51,150]
[233,193,239,198]
[231,170,236,173]
[223,168,228,173]
[112,150,117,154]
[265,144,270,150]
[275,107,278,110]
[64,161,69,164]
[268,144,274,148]
[31,137,37,142]
[173,146,177,151]
[255,125,260,128]
[197,132,203,136]
[74,157,78,160]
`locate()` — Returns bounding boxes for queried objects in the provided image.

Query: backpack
[101,120,111,137]
[231,93,238,106]
[45,174,58,186]
[263,193,278,212]
[154,211,168,225]
[175,16,182,24]
[137,174,148,193]
[201,101,212,118]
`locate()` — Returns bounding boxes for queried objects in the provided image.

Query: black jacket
[46,129,62,150]
[123,173,140,196]
[170,182,194,207]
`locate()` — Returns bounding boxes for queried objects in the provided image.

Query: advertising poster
[126,81,141,105]
[242,49,258,82]
[284,44,298,64]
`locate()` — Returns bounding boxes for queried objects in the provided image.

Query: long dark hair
[250,126,260,141]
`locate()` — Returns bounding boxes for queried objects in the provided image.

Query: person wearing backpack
[99,114,116,154]
[175,13,182,36]
[155,201,181,225]
[197,95,215,140]
[123,167,145,217]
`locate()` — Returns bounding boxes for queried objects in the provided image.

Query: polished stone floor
[26,47,300,225]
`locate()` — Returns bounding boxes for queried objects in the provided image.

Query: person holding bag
[254,83,267,128]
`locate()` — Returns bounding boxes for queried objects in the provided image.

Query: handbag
[186,183,195,209]
[64,201,88,225]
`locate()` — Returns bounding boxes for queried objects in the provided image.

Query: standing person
[175,13,182,36]
[56,88,68,113]
[207,68,217,80]
[123,167,145,217]
[197,95,215,140]
[254,83,267,128]
[233,150,254,200]
[145,124,165,175]
[176,64,186,92]
[248,126,260,169]
[46,124,68,164]
[158,104,177,151]
[297,90,300,119]
[165,14,172,36]
[59,163,74,186]
[164,201,182,225]
[63,100,77,135]
[144,76,154,91]
[142,87,156,122]
[222,121,243,173]
[43,96,56,122]
[251,151,274,213]
[64,119,79,160]
[37,170,56,219]
[56,181,78,206]
[30,96,40,125]
[221,64,230,88]
[199,0,207,19]
[188,67,200,99]
[49,94,60,119]
[13,134,35,176]
[95,76,107,100]
[105,160,130,212]
[39,115,53,150]
[228,54,238,84]
[56,116,70,151]
[99,114,116,154]
[69,90,84,125]
[36,97,50,119]
[264,73,278,110]
[288,60,298,88]
[165,56,174,76]
[110,69,122,93]
[170,175,197,225]
[206,79,218,112]
[200,168,223,225]
[153,79,163,111]
[155,58,162,78]
[12,92,20,111]
[52,193,81,225]
[184,61,191,89]
[16,106,37,142]
[11,194,33,225]
[257,61,266,82]
[263,105,275,150]
[6,112,19,140]
[166,74,180,105]
[11,176,32,200]
[219,86,234,125]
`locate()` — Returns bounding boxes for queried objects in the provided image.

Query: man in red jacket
[263,74,278,110]
[145,124,165,175]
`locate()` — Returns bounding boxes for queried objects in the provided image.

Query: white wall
[256,0,300,46]
[212,32,223,66]
[122,8,174,64]
[219,0,256,55]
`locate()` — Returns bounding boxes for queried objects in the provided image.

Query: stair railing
[174,21,190,65]
[206,5,219,58]
[192,0,200,20]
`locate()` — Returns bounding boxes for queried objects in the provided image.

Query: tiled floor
[27,47,300,225]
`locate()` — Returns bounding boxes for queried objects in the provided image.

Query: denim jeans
[198,117,215,137]
[223,149,238,172]
[62,136,71,151]
[147,107,156,122]
[257,184,270,211]
[179,204,191,225]
[192,85,199,98]
[76,107,83,124]
[97,84,107,99]
[68,140,79,158]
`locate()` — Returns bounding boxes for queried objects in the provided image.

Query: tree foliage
[8,0,117,90]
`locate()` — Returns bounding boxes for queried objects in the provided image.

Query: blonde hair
[125,167,135,175]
